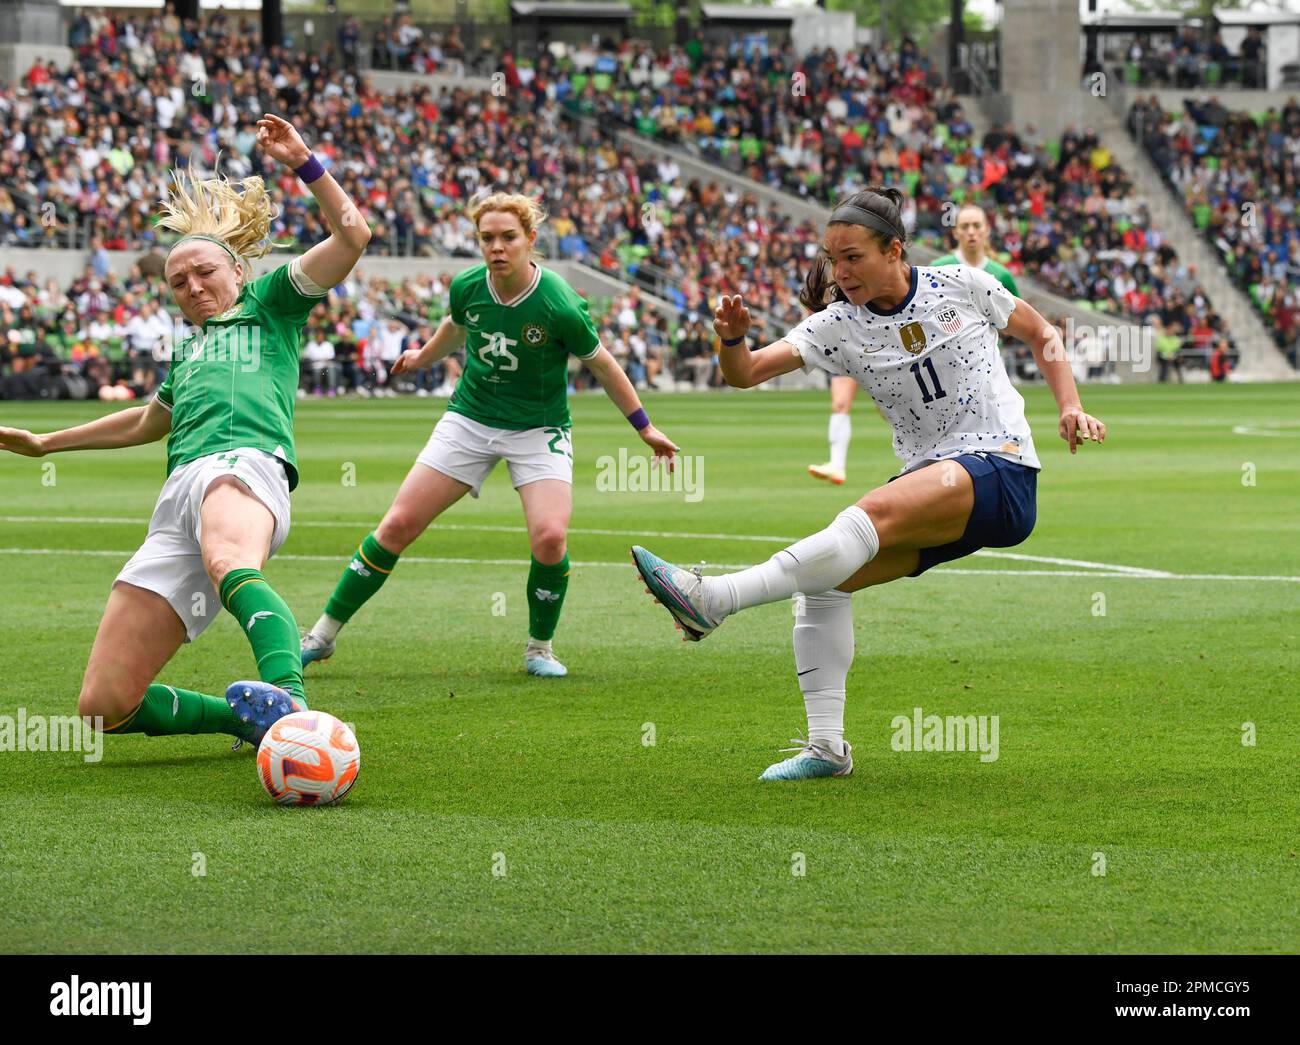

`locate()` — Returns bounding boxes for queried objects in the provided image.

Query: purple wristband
[627,407,650,431]
[295,153,326,184]
[721,334,746,347]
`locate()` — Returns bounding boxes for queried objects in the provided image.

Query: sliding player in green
[301,192,679,677]
[0,114,370,747]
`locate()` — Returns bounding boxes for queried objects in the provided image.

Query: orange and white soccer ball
[257,710,360,806]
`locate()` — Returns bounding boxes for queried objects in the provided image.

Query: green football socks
[324,532,400,625]
[104,684,249,738]
[527,553,570,642]
[219,568,307,707]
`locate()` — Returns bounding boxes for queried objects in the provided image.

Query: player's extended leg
[200,478,307,727]
[633,460,973,639]
[809,376,857,485]
[760,548,919,781]
[517,478,572,677]
[80,582,257,742]
[303,463,471,663]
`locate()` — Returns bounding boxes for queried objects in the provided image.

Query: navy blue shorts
[902,453,1038,577]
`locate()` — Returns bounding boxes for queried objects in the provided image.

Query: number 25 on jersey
[478,331,519,373]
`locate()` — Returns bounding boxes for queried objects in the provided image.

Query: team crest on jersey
[899,322,928,355]
[936,308,961,334]
[521,323,548,348]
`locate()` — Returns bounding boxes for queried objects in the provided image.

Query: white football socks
[710,506,880,617]
[313,613,344,642]
[828,412,851,471]
[793,589,854,756]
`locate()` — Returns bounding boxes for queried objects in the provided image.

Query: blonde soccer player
[300,193,679,678]
[807,202,1020,485]
[633,187,1105,780]
[0,115,370,747]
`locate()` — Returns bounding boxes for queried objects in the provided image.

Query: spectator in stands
[1154,317,1184,383]
[302,324,339,397]
[674,315,716,389]
[1210,337,1233,382]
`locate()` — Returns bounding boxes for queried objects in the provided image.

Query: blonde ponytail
[157,164,278,267]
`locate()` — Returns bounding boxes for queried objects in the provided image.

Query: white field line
[1232,425,1300,437]
[0,514,1177,576]
[0,547,1297,583]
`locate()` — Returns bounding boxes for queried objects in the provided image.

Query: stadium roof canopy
[1213,8,1300,25]
[1079,13,1204,28]
[510,2,635,17]
[700,3,800,22]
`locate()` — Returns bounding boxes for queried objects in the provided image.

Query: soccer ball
[257,710,360,806]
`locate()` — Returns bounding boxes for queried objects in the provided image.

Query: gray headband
[167,233,240,267]
[829,204,904,242]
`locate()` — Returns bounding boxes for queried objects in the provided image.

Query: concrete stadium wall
[0,247,668,313]
[1115,88,1300,113]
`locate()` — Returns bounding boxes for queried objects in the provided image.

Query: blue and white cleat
[630,545,722,642]
[300,632,335,668]
[225,681,303,748]
[759,739,853,781]
[524,649,568,677]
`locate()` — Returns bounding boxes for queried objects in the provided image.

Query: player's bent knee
[77,685,142,730]
[530,527,567,562]
[376,514,422,552]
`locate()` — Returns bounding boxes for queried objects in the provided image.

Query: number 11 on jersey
[910,358,947,404]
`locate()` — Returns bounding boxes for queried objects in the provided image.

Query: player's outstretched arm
[0,398,172,458]
[1003,298,1107,455]
[713,294,803,388]
[256,113,372,290]
[581,347,679,466]
[391,315,466,375]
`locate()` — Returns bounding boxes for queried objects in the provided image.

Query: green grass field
[1,383,1297,953]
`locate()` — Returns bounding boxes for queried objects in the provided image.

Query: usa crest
[521,323,548,347]
[936,308,961,335]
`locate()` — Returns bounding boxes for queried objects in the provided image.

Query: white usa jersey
[786,264,1040,474]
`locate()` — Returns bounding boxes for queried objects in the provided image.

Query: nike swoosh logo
[797,668,818,676]
[466,312,479,323]
[246,611,277,630]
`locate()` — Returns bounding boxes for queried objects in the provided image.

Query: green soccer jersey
[931,252,1020,296]
[447,262,601,430]
[154,258,326,491]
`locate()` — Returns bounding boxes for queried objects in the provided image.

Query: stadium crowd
[0,9,1249,381]
[1128,95,1300,367]
[1097,27,1271,91]
[0,258,732,401]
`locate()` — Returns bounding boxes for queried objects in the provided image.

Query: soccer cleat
[524,648,568,678]
[300,631,335,668]
[630,546,722,642]
[225,681,302,748]
[759,738,853,781]
[808,462,847,485]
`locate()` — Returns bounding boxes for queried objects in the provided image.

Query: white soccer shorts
[115,448,292,642]
[414,410,574,498]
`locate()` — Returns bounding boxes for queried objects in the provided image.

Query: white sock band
[828,412,851,470]
[793,588,854,754]
[313,613,343,642]
[714,506,880,615]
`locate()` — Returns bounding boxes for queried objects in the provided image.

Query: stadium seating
[1128,95,1300,367]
